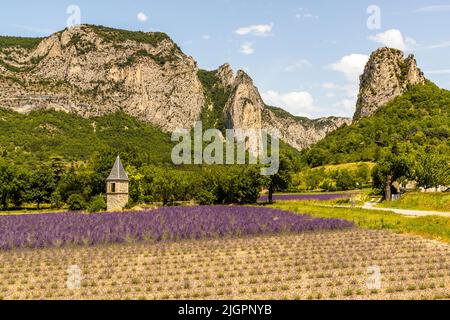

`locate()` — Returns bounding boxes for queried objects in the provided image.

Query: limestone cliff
[262,108,352,151]
[220,67,351,151]
[354,47,426,120]
[0,25,204,132]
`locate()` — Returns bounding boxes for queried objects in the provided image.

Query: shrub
[87,195,106,213]
[67,194,87,211]
[50,191,64,209]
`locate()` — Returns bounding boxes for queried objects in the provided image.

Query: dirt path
[362,201,450,218]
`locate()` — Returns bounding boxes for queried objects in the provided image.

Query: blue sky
[1,0,449,118]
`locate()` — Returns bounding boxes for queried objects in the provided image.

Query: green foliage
[87,195,107,213]
[0,36,42,50]
[86,25,171,47]
[67,194,87,211]
[141,165,194,206]
[302,83,450,166]
[414,152,450,189]
[197,69,230,131]
[0,109,174,168]
[0,160,22,209]
[335,170,356,191]
[267,154,293,203]
[27,167,56,209]
[139,165,265,206]
[377,192,450,212]
[50,191,64,209]
[293,163,372,192]
[372,148,413,200]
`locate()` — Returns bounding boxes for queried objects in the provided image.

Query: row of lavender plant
[0,206,354,250]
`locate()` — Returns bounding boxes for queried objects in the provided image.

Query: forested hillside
[0,109,174,168]
[301,82,450,167]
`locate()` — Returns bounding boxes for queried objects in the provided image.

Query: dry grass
[0,230,448,300]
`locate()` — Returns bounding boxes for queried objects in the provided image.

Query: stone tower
[106,155,129,211]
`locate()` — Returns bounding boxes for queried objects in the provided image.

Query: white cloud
[12,24,55,35]
[425,69,450,75]
[369,29,416,51]
[295,8,318,19]
[261,90,316,117]
[137,12,148,22]
[413,5,450,12]
[326,54,368,111]
[322,82,359,99]
[322,82,338,90]
[333,99,356,116]
[330,54,369,82]
[239,42,255,55]
[235,23,273,37]
[285,59,312,72]
[426,41,450,49]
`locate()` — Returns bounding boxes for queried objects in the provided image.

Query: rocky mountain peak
[222,67,351,151]
[354,47,426,120]
[0,24,204,132]
[215,63,235,89]
[224,69,264,131]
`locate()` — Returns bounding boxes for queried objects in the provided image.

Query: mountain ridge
[0,25,350,151]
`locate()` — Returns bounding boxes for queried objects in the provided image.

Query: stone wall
[106,181,129,211]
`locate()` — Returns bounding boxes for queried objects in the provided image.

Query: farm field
[0,229,448,300]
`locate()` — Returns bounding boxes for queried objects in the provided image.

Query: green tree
[27,167,56,209]
[89,150,119,197]
[335,169,356,191]
[372,152,412,201]
[0,160,17,209]
[87,195,107,213]
[355,163,371,187]
[141,166,192,206]
[67,194,87,211]
[267,155,293,204]
[9,167,30,208]
[414,153,450,190]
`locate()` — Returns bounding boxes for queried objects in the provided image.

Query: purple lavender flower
[0,206,354,250]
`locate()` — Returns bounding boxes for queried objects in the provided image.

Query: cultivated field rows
[0,230,448,300]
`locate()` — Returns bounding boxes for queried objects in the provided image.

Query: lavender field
[0,230,448,300]
[258,193,354,203]
[0,206,353,250]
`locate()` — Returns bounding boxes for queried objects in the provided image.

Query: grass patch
[270,201,450,243]
[377,192,450,212]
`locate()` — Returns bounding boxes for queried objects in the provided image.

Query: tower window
[111,183,116,193]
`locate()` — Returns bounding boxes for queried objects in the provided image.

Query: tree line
[0,149,298,211]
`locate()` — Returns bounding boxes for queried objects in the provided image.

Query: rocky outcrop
[224,71,263,131]
[223,70,263,153]
[216,63,235,89]
[354,47,426,120]
[0,25,204,132]
[222,68,351,151]
[262,110,352,150]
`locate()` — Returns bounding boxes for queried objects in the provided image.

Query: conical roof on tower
[107,155,129,181]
